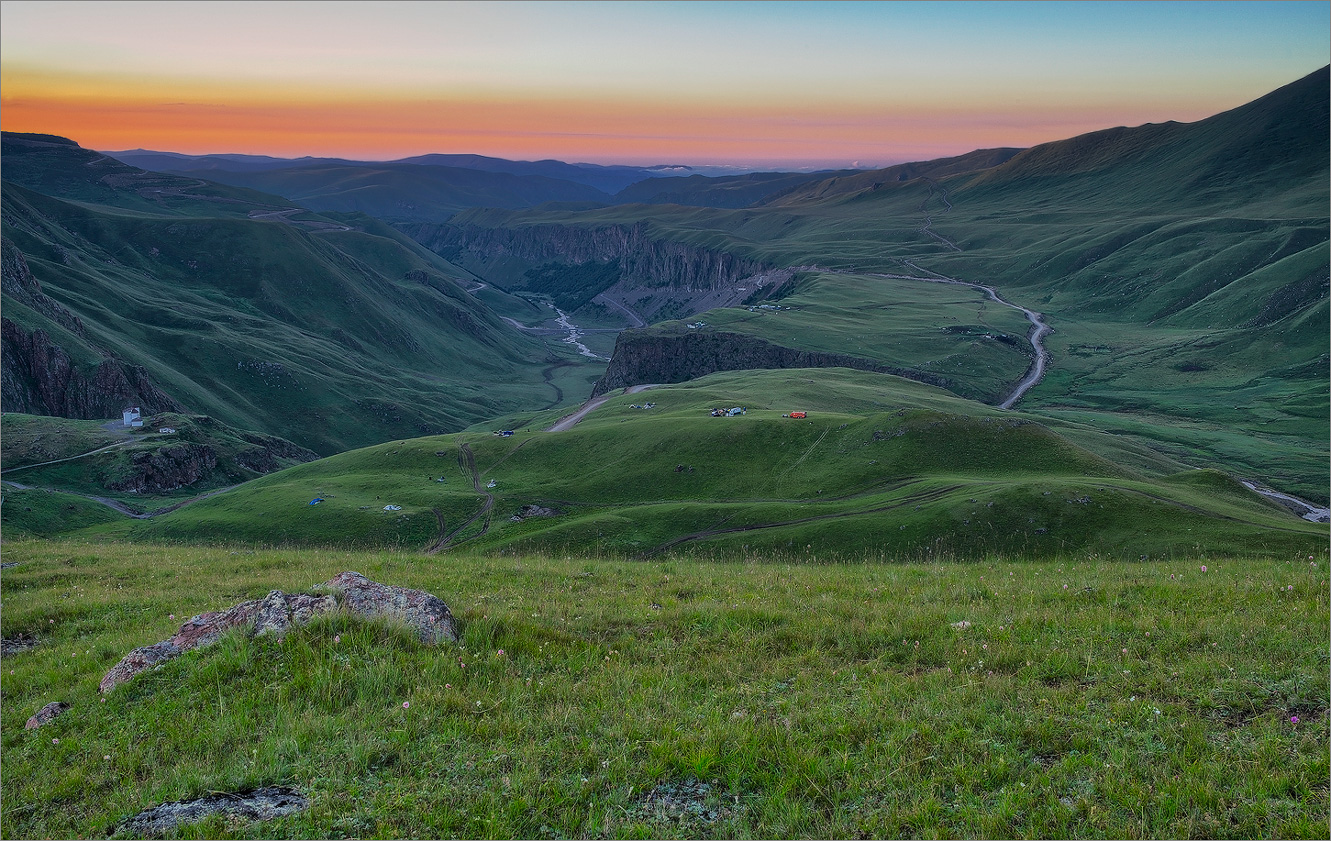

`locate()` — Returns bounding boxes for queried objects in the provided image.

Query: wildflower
[1291,715,1300,724]
[497,649,505,657]
[1122,648,1128,655]
[1153,708,1161,716]
[1201,565,1207,572]
[169,614,175,620]
[445,683,452,689]
[1287,585,1294,591]
[1063,584,1068,589]
[402,701,410,710]
[52,738,59,745]
[101,698,106,703]
[104,754,111,760]
[333,634,341,644]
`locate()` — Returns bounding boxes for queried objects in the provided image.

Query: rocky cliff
[592,327,956,396]
[1,243,184,419]
[1,319,184,419]
[404,220,774,291]
[107,442,219,494]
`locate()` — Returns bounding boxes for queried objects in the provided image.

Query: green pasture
[1,541,1326,839]
[39,370,1319,560]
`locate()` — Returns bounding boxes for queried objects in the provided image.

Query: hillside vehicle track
[426,443,493,552]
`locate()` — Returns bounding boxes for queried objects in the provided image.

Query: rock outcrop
[1,241,184,419]
[100,573,456,693]
[107,443,219,494]
[25,701,70,730]
[323,571,456,644]
[116,786,307,836]
[405,220,774,292]
[592,327,955,396]
[0,318,184,420]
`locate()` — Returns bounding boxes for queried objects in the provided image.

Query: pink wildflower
[52,738,59,745]
[1201,565,1207,572]
[402,701,410,710]
[169,614,175,620]
[1291,715,1300,724]
[333,634,341,644]
[497,649,505,656]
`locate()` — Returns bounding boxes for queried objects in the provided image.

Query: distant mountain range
[4,66,1326,508]
[103,149,866,219]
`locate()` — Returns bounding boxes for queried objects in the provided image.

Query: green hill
[81,370,1323,559]
[415,68,1329,504]
[1,134,606,455]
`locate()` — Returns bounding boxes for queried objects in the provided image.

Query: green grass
[686,271,1035,404]
[1,540,1326,839]
[1,412,318,509]
[49,370,1322,560]
[2,148,605,455]
[424,72,1328,501]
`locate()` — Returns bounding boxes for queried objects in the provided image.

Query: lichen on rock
[100,572,454,693]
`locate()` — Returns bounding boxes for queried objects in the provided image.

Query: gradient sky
[2,1,1328,168]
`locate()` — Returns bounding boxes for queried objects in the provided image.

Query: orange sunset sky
[3,1,1328,168]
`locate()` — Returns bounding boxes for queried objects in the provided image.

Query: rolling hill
[38,369,1321,559]
[410,67,1329,504]
[1,133,606,455]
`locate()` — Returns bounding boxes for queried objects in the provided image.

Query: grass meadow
[1,540,1326,839]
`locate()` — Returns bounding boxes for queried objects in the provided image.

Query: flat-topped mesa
[99,572,457,693]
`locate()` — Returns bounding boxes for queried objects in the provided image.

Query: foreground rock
[116,786,307,836]
[323,571,456,644]
[25,701,70,729]
[100,572,456,693]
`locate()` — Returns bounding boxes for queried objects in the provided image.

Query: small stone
[25,701,70,730]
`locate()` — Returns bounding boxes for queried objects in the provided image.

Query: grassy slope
[1,180,599,456]
[84,370,1326,560]
[436,70,1330,502]
[1,541,1326,839]
[0,411,315,516]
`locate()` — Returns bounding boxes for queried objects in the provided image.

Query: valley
[0,17,1327,839]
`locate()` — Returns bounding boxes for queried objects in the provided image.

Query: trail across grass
[1,541,1326,839]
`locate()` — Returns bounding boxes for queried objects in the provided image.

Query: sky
[2,1,1328,168]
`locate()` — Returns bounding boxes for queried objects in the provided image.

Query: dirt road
[546,384,660,432]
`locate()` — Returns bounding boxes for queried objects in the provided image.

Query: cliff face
[592,328,955,396]
[405,221,773,291]
[107,443,219,494]
[1,241,86,337]
[2,242,184,419]
[1,319,184,419]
